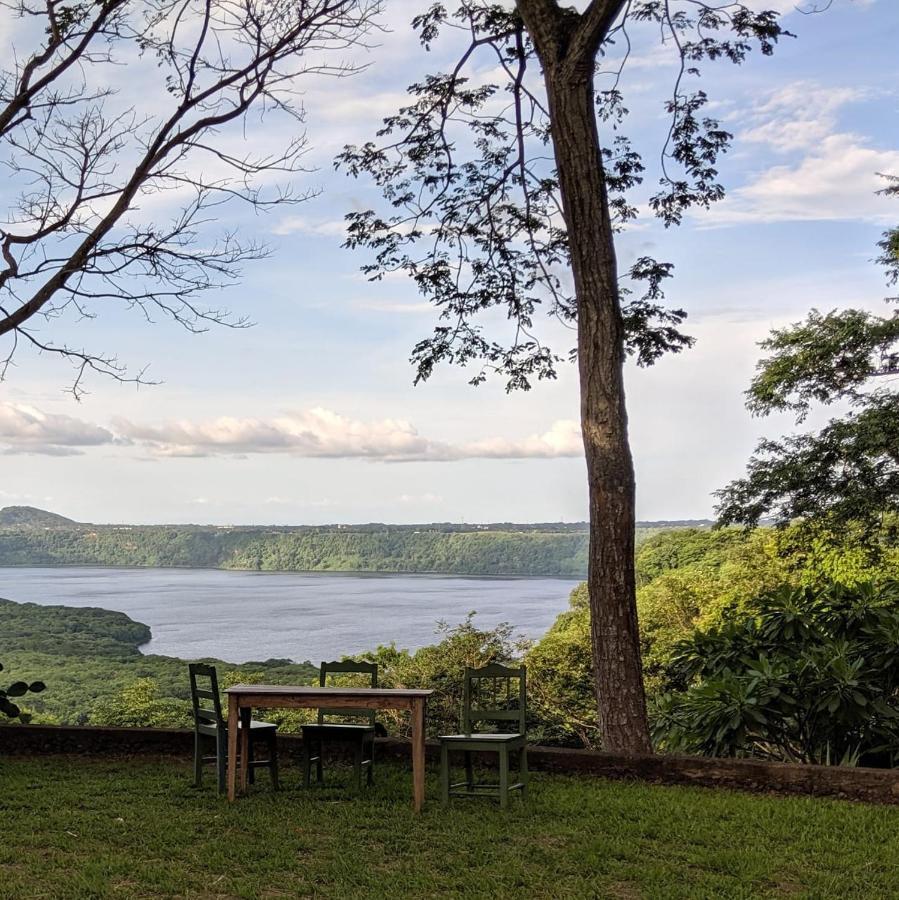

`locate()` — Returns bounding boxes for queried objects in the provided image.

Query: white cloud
[351,298,433,315]
[398,492,444,504]
[0,403,115,456]
[700,81,899,225]
[271,216,348,237]
[705,134,899,225]
[739,82,866,152]
[111,407,584,462]
[464,420,584,460]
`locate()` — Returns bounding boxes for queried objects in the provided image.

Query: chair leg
[499,746,509,810]
[354,743,363,793]
[269,733,280,791]
[316,740,324,784]
[464,750,474,793]
[303,738,311,788]
[216,731,227,795]
[248,738,255,785]
[520,745,528,801]
[193,729,202,788]
[366,736,375,786]
[440,743,450,806]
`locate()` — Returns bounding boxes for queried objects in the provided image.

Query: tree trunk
[543,60,652,753]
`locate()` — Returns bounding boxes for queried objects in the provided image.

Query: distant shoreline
[0,563,580,580]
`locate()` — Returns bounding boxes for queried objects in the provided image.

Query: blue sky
[1,0,897,525]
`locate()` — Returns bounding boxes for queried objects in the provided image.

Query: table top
[225,684,434,698]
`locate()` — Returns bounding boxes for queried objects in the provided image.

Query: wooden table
[225,685,434,811]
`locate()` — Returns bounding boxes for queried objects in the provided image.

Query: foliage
[90,678,193,729]
[339,0,791,754]
[0,524,592,577]
[524,584,599,748]
[359,613,528,739]
[717,176,899,534]
[338,1,788,388]
[653,581,899,765]
[0,658,45,723]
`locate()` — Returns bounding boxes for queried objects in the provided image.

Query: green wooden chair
[301,660,378,791]
[188,663,279,793]
[439,663,528,808]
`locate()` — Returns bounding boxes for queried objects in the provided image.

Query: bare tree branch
[0,0,381,396]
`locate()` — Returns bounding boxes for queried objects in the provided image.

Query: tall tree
[339,1,788,751]
[0,0,379,395]
[717,177,899,537]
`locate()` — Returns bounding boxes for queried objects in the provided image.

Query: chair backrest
[188,663,224,729]
[318,660,378,726]
[462,663,526,735]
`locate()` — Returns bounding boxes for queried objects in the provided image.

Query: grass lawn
[2,755,898,899]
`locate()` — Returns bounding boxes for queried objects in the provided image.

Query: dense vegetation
[524,524,899,749]
[654,581,899,766]
[0,524,598,576]
[0,507,684,577]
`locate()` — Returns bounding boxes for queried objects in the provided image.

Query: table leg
[411,697,426,813]
[227,693,239,802]
[239,706,250,794]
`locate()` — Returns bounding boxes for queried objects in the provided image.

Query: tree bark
[526,3,651,752]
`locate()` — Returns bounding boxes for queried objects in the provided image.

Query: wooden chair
[188,663,279,793]
[301,660,378,791]
[439,663,528,808]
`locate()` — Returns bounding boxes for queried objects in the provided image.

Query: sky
[1,0,897,526]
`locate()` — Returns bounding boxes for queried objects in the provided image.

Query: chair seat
[302,723,375,739]
[197,718,277,736]
[242,719,278,731]
[439,732,525,743]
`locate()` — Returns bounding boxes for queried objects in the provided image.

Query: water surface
[0,567,579,663]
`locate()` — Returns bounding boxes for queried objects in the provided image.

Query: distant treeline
[0,525,666,576]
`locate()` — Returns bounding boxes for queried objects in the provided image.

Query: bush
[525,584,599,748]
[359,613,527,739]
[652,581,899,766]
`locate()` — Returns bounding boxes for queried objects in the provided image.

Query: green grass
[2,755,898,899]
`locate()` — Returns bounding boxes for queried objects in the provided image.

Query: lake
[0,567,580,664]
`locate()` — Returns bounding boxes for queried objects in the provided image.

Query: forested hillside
[0,524,603,576]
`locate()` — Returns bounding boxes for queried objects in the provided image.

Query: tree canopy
[717,177,899,535]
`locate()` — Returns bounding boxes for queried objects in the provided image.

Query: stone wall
[2,724,898,805]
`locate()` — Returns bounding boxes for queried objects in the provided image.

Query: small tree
[0,660,45,723]
[339,0,790,751]
[717,177,899,537]
[0,0,379,395]
[360,613,526,739]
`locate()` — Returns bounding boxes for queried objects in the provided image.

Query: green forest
[0,522,642,577]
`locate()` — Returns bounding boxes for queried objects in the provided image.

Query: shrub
[359,613,527,739]
[652,581,899,766]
